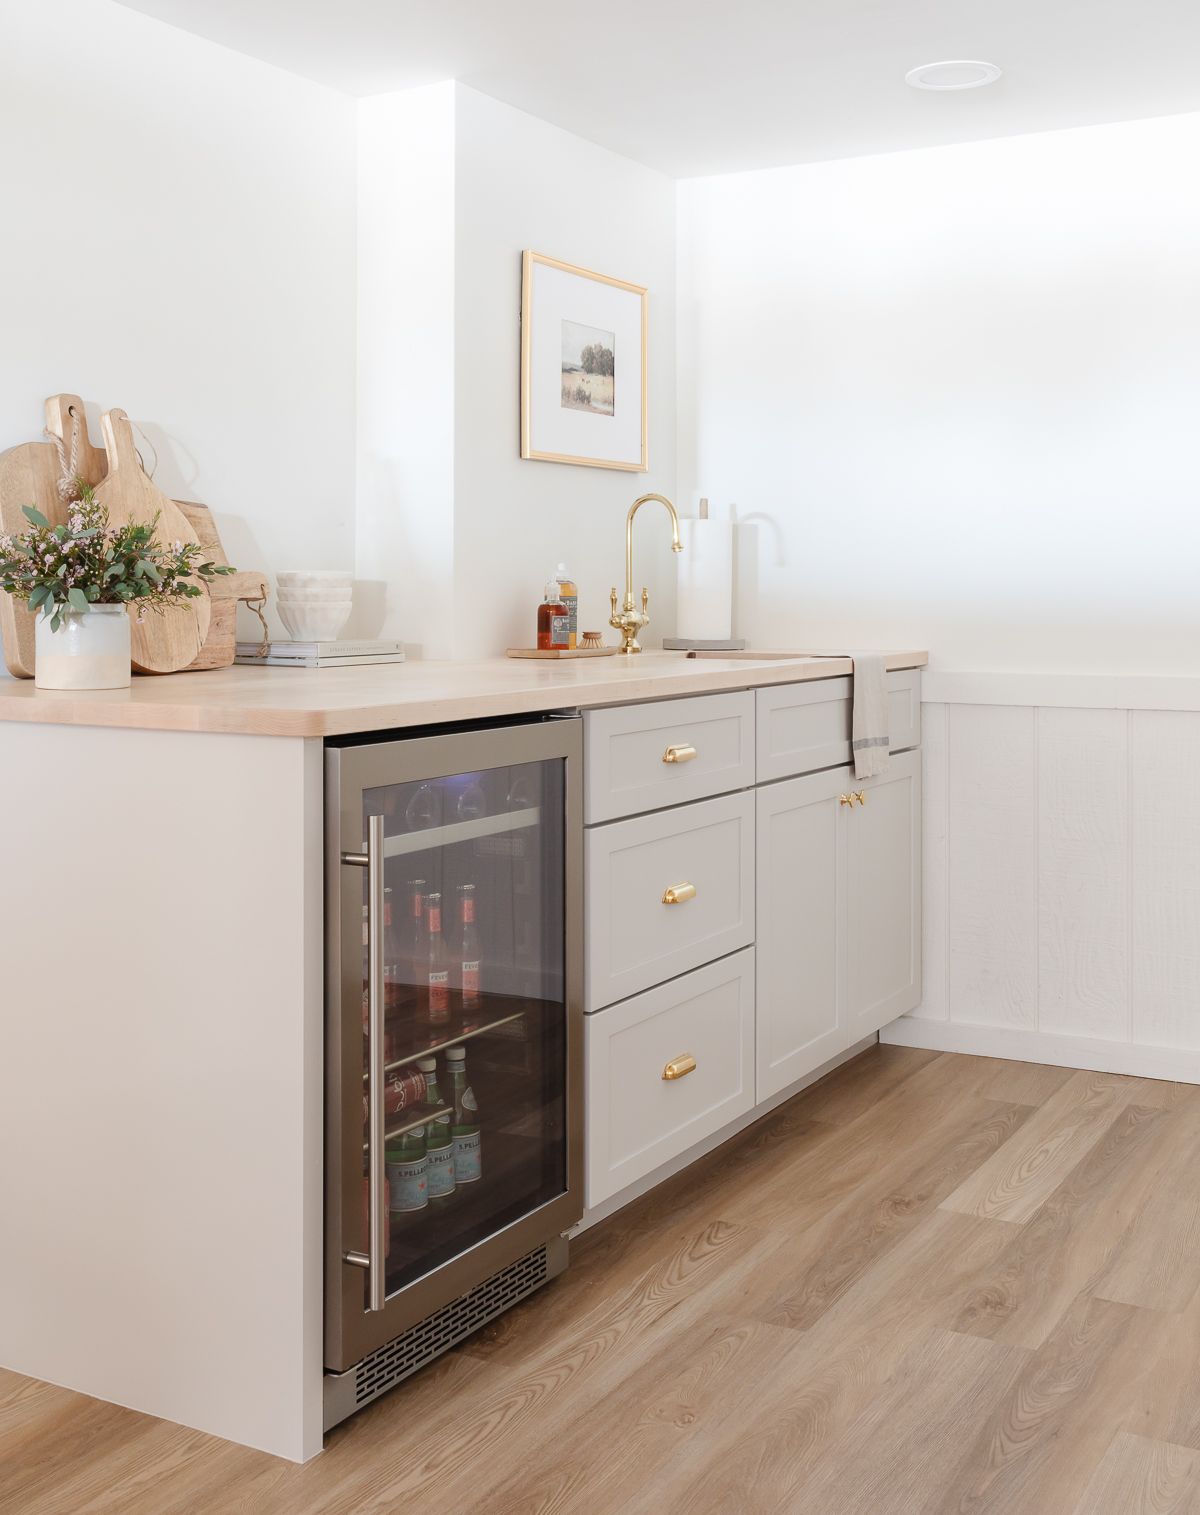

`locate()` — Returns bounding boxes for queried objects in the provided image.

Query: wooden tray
[506,646,617,659]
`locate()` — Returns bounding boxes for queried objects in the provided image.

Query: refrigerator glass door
[327,721,582,1370]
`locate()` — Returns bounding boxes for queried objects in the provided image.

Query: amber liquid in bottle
[537,587,570,651]
[423,892,450,1028]
[459,883,482,1029]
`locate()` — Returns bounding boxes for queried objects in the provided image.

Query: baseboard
[881,1016,1200,1084]
[571,1033,878,1235]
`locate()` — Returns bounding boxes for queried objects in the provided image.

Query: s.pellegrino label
[426,1138,456,1198]
[453,1128,482,1184]
[387,1152,429,1212]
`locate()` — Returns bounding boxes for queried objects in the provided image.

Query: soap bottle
[537,580,570,651]
[554,564,579,649]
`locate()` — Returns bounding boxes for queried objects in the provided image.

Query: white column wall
[0,724,326,1461]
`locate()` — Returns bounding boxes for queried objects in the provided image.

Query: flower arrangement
[0,483,233,633]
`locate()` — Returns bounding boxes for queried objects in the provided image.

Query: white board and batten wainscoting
[885,672,1200,1084]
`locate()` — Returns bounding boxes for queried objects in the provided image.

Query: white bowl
[276,570,353,588]
[276,586,355,603]
[278,602,352,642]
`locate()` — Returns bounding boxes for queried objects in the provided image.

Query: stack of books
[235,639,406,669]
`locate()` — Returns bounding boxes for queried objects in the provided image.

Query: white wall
[355,83,677,659]
[452,87,677,658]
[677,111,1200,675]
[356,83,457,657]
[0,0,357,647]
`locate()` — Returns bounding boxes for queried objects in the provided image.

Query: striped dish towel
[850,653,890,778]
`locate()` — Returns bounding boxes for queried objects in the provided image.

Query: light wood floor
[7,1045,1200,1514]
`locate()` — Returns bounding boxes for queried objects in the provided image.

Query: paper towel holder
[667,497,744,651]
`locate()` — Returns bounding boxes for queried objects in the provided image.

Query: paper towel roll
[676,516,733,641]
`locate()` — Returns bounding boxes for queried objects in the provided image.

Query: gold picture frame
[520,250,648,472]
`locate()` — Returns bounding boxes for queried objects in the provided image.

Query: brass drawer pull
[662,743,697,764]
[663,1054,697,1081]
[855,790,866,806]
[662,882,697,905]
[839,793,854,807]
[840,791,868,808]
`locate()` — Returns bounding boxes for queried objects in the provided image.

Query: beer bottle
[446,1045,482,1184]
[419,1056,456,1203]
[401,878,427,1002]
[423,892,450,1027]
[458,883,482,1022]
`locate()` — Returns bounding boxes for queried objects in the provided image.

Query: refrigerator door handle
[342,812,388,1311]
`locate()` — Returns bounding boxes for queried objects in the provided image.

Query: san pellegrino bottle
[458,883,482,1021]
[423,892,450,1027]
[386,1122,428,1214]
[419,1056,455,1202]
[446,1045,482,1184]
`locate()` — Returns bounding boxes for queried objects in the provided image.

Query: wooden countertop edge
[0,652,929,738]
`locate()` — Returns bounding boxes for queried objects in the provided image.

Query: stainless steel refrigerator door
[325,719,584,1372]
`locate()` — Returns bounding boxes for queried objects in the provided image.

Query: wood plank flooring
[5,1046,1200,1514]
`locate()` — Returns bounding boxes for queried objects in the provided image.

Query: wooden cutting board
[95,409,211,674]
[0,395,107,678]
[175,500,268,671]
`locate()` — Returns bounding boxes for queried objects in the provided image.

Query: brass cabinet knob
[855,790,866,806]
[663,743,697,764]
[839,794,853,807]
[662,882,697,905]
[662,1054,697,1081]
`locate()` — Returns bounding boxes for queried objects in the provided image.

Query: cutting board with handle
[175,500,268,671]
[0,395,107,678]
[95,408,211,674]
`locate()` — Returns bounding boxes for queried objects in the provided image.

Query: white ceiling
[118,0,1200,177]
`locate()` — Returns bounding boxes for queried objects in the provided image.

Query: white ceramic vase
[34,604,132,690]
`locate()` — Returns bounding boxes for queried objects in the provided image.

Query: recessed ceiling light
[905,60,1003,91]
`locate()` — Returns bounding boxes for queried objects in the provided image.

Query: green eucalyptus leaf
[67,588,89,614]
[21,505,50,529]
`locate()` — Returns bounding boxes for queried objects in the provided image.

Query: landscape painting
[561,320,615,415]
[521,250,646,470]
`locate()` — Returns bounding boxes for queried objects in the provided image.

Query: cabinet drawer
[585,789,755,1010]
[585,691,754,823]
[585,949,755,1207]
[756,669,921,783]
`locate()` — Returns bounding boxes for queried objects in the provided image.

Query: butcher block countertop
[0,650,928,738]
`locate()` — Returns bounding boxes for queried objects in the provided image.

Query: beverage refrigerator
[323,715,583,1428]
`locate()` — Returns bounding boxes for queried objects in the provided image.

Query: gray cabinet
[756,670,921,784]
[756,766,847,1100]
[756,749,922,1101]
[584,789,755,1011]
[846,749,922,1040]
[583,672,923,1215]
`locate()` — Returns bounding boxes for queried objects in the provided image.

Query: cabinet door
[845,748,922,1039]
[756,766,848,1101]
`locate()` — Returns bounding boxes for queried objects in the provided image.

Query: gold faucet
[609,493,683,654]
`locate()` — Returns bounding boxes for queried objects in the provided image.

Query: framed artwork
[520,250,648,471]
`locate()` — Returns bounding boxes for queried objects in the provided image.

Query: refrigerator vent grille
[354,1244,550,1407]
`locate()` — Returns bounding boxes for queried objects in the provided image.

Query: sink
[686,650,834,661]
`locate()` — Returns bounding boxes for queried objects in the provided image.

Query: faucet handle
[641,586,649,617]
[609,586,618,620]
